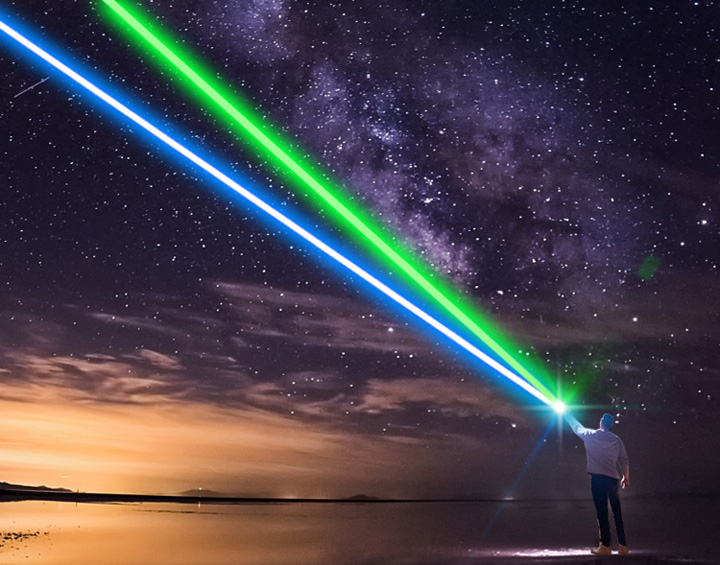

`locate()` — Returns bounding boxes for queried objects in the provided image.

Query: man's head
[600,413,614,431]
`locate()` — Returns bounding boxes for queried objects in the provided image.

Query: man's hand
[621,477,629,489]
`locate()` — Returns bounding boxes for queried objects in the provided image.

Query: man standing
[565,412,629,556]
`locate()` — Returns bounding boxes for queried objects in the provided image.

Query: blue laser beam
[0,15,554,407]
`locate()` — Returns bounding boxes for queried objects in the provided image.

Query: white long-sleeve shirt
[567,417,629,480]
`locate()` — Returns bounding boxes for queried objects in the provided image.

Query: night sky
[1,0,718,499]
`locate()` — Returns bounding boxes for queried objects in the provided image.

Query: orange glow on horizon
[0,384,340,495]
[0,382,490,498]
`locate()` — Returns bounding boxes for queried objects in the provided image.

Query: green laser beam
[0,13,554,407]
[100,0,556,403]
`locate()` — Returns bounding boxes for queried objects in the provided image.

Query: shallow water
[1,496,718,564]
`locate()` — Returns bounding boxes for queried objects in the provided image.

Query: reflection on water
[1,497,718,564]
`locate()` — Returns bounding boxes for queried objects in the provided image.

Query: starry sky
[0,0,718,499]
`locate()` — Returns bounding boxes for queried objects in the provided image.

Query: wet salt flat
[1,496,718,564]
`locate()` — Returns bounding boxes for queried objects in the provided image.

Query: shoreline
[3,489,717,506]
[0,489,508,505]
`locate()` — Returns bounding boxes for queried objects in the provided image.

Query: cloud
[131,349,184,371]
[494,269,720,350]
[0,284,468,423]
[4,268,715,434]
[88,312,187,339]
[211,282,427,353]
[356,377,519,420]
[4,351,183,405]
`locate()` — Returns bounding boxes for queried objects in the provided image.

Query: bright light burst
[99,0,558,405]
[0,14,556,408]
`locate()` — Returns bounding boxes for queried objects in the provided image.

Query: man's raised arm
[564,412,584,435]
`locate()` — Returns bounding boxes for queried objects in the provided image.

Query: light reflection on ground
[471,547,598,560]
[507,548,593,557]
[468,547,720,564]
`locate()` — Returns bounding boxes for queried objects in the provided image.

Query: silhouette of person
[565,412,629,556]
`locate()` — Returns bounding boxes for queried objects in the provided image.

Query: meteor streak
[12,75,48,98]
[0,14,556,408]
[99,0,557,404]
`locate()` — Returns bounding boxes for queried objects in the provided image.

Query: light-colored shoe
[618,544,629,555]
[591,543,611,556]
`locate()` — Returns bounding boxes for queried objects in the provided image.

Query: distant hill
[178,489,226,497]
[346,494,380,501]
[0,482,72,493]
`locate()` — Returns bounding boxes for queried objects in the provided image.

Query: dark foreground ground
[434,555,715,565]
[460,549,716,565]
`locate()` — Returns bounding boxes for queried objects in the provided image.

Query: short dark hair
[601,413,614,430]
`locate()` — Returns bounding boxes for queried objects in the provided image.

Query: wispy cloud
[356,377,518,420]
[211,282,426,353]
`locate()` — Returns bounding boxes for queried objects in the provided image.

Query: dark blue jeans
[591,474,626,547]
